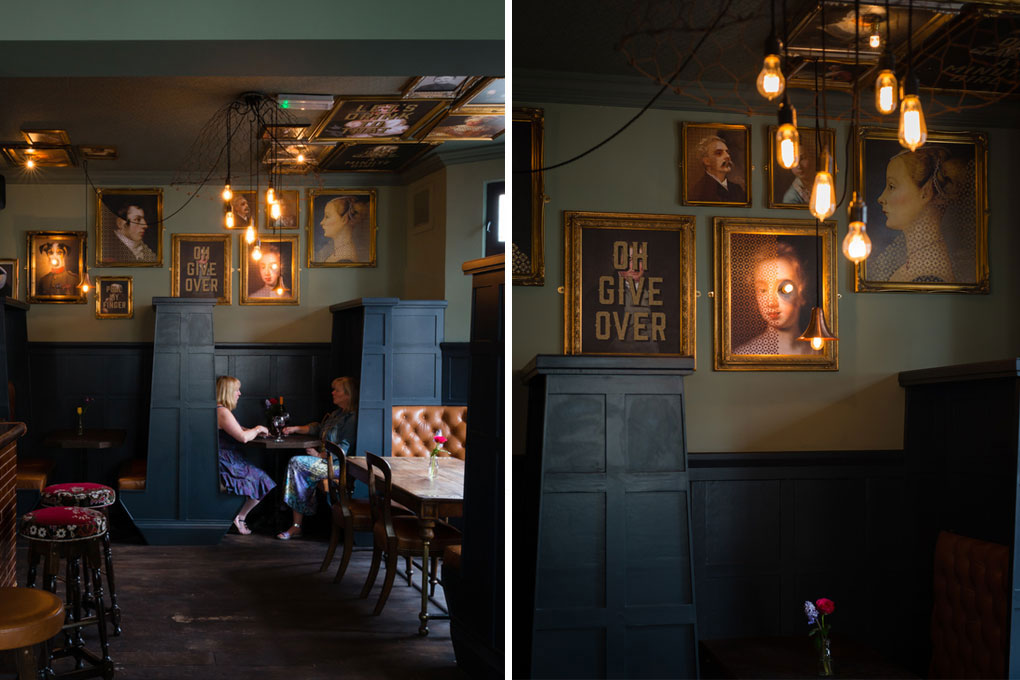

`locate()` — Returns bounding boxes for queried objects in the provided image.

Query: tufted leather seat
[929,530,1009,679]
[391,405,466,459]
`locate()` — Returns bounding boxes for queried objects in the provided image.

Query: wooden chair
[320,441,373,584]
[359,452,461,615]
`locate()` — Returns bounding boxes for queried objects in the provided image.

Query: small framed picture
[319,142,435,173]
[307,190,377,267]
[228,190,257,230]
[453,77,505,114]
[95,276,133,319]
[422,113,505,141]
[563,211,696,358]
[765,127,836,209]
[96,188,163,266]
[2,147,74,168]
[313,98,445,142]
[402,76,473,99]
[170,234,231,304]
[713,217,838,371]
[261,142,333,174]
[513,108,545,286]
[854,127,989,293]
[27,231,86,304]
[0,259,19,300]
[681,122,751,207]
[267,189,300,229]
[79,145,118,161]
[240,235,299,305]
[21,129,70,146]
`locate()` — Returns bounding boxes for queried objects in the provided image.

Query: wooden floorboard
[10,532,465,680]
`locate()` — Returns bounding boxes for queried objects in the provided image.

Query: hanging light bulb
[898,74,927,151]
[842,193,873,263]
[775,95,799,170]
[798,307,837,350]
[221,184,233,202]
[252,243,263,261]
[275,285,285,296]
[266,186,275,204]
[874,53,898,115]
[25,158,35,169]
[756,52,785,101]
[78,271,92,294]
[245,224,256,244]
[225,211,235,229]
[270,201,282,221]
[296,153,305,163]
[808,150,835,220]
[869,31,881,49]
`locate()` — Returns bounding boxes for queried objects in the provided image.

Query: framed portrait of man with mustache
[682,123,751,207]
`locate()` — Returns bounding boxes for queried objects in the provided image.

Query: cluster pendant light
[877,0,926,151]
[765,0,801,172]
[78,159,92,295]
[843,0,873,264]
[756,0,785,101]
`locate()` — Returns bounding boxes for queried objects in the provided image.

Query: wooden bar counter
[0,421,27,587]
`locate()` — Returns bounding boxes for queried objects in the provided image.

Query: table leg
[78,448,88,482]
[418,519,436,636]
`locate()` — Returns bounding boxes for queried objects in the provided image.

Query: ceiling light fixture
[844,0,873,264]
[898,0,927,151]
[808,14,835,222]
[78,159,92,295]
[756,0,785,101]
[874,0,899,115]
[774,0,799,171]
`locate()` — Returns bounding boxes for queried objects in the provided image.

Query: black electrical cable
[517,0,734,174]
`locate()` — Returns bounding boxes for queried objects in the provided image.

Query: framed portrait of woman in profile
[241,235,299,305]
[854,127,988,293]
[714,217,837,371]
[307,189,377,267]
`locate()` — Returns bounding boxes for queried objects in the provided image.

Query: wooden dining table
[346,455,465,636]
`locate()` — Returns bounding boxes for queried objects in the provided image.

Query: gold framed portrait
[681,122,751,207]
[0,258,19,300]
[240,235,299,305]
[170,233,231,305]
[27,231,86,304]
[95,276,133,319]
[307,189,377,268]
[853,127,989,293]
[714,217,838,371]
[96,188,163,266]
[765,127,836,209]
[564,211,696,360]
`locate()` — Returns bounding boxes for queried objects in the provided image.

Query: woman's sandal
[276,524,302,540]
[232,516,252,536]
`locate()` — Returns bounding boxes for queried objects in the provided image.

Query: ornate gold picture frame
[170,233,231,305]
[681,122,751,207]
[307,189,377,268]
[853,127,989,293]
[564,211,696,359]
[27,231,86,304]
[765,127,836,209]
[714,217,837,371]
[96,188,163,266]
[95,276,133,319]
[312,98,445,142]
[240,235,299,305]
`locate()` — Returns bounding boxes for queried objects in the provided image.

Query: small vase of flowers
[76,396,94,436]
[428,433,448,479]
[804,598,835,677]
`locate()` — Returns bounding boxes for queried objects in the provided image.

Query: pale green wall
[512,102,1020,453]
[445,158,504,341]
[1,162,500,343]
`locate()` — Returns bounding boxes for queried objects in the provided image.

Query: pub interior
[0,3,504,679]
[514,0,1020,678]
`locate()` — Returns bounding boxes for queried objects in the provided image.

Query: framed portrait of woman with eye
[241,235,299,305]
[713,217,838,371]
[854,128,988,293]
[307,189,377,267]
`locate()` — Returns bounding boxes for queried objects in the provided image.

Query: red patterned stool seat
[40,483,115,509]
[20,507,108,542]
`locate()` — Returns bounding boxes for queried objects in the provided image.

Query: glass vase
[76,412,84,436]
[428,454,439,479]
[817,637,833,677]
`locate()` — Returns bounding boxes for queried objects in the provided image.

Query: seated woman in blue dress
[276,376,357,540]
[216,375,274,535]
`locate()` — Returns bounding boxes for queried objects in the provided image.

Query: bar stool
[0,587,64,679]
[40,482,122,636]
[20,506,115,679]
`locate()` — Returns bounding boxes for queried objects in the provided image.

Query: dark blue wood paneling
[440,342,470,405]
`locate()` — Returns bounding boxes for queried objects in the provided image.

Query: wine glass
[272,415,286,441]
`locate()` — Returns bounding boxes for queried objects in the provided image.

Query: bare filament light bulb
[275,285,285,296]
[809,171,835,220]
[811,337,825,351]
[245,225,256,244]
[252,245,262,261]
[266,187,275,204]
[756,54,785,101]
[842,196,872,263]
[225,211,235,228]
[775,95,799,170]
[869,32,881,49]
[898,94,927,151]
[25,158,35,169]
[222,184,233,201]
[270,201,282,220]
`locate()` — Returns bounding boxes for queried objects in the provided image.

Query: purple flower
[804,600,818,625]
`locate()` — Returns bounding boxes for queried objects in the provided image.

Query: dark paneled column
[521,355,698,679]
[120,297,235,545]
[0,299,31,421]
[454,254,504,676]
[329,298,447,458]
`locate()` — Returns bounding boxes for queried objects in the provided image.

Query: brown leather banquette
[391,405,466,460]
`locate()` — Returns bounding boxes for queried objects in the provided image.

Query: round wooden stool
[0,587,64,679]
[39,482,122,636]
[20,506,115,679]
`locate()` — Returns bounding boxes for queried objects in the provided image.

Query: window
[484,180,505,257]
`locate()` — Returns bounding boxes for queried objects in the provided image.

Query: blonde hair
[333,376,358,413]
[216,375,240,410]
[893,146,967,207]
[325,196,361,223]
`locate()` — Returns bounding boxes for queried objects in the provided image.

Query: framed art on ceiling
[313,98,445,142]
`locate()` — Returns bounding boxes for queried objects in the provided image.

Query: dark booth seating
[929,530,1009,679]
